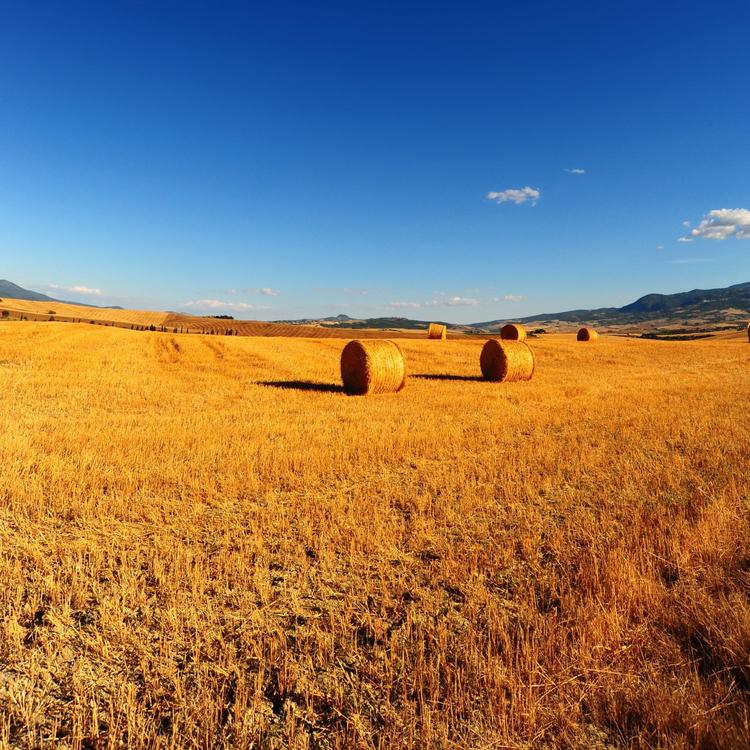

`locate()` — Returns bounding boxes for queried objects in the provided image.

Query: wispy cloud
[48,283,102,296]
[679,208,750,242]
[564,168,586,175]
[493,294,525,302]
[656,245,665,250]
[486,187,540,206]
[667,258,714,264]
[387,295,480,310]
[181,299,269,312]
[227,287,281,297]
[313,287,370,296]
[388,301,422,309]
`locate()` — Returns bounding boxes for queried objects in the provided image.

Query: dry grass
[0,299,168,328]
[0,322,749,749]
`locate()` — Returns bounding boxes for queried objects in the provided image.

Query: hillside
[473,282,750,330]
[3,279,750,337]
[0,279,58,303]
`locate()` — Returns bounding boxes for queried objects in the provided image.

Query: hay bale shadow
[412,373,484,382]
[258,380,343,393]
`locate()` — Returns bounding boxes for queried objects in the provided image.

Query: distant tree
[1,310,8,319]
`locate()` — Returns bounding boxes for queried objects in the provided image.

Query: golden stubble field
[0,323,748,749]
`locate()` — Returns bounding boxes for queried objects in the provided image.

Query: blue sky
[1,1,749,323]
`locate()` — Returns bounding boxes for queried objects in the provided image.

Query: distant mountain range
[4,278,750,331]
[0,279,59,303]
[0,279,122,309]
[472,281,750,329]
[277,282,750,331]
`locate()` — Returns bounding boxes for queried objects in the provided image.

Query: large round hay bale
[428,323,447,340]
[340,340,406,395]
[480,339,535,382]
[500,323,527,341]
[577,327,598,341]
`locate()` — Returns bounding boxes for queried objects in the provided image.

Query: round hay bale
[577,327,598,341]
[480,339,535,382]
[500,323,527,341]
[340,340,406,395]
[428,323,447,340]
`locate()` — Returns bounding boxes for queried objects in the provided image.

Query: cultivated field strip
[0,323,749,748]
[0,298,169,328]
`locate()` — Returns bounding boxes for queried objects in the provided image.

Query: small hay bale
[340,340,406,395]
[500,323,527,341]
[480,339,535,382]
[577,327,598,341]
[428,323,447,340]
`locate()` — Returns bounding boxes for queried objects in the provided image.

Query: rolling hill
[2,279,749,336]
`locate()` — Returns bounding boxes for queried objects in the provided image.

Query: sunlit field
[1,323,748,749]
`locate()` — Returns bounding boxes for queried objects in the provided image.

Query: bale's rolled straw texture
[577,327,599,341]
[340,340,406,395]
[500,323,527,341]
[428,323,447,340]
[480,339,535,382]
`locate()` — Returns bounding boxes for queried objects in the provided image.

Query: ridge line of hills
[2,278,750,333]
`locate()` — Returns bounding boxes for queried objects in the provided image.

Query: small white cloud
[677,237,693,243]
[486,187,540,206]
[228,286,281,297]
[667,258,713,264]
[182,299,268,312]
[656,245,664,250]
[387,295,479,310]
[680,208,750,241]
[48,283,103,296]
[444,296,479,306]
[493,294,525,302]
[564,168,586,175]
[387,301,422,309]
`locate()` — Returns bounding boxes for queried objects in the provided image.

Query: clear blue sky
[1,1,749,322]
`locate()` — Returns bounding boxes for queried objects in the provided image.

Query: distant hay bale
[500,323,527,341]
[340,340,406,395]
[428,323,447,339]
[480,339,535,382]
[577,327,599,341]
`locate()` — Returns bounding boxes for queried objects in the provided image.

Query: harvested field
[0,323,749,749]
[0,298,168,328]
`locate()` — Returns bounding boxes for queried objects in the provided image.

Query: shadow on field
[412,373,484,382]
[258,380,343,393]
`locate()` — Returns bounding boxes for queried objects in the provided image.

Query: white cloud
[493,294,525,302]
[680,208,750,241]
[564,168,586,175]
[444,296,479,306]
[181,299,269,312]
[48,283,103,296]
[486,186,540,206]
[656,245,664,250]
[388,301,422,309]
[228,287,281,297]
[387,295,479,310]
